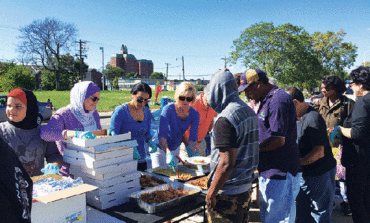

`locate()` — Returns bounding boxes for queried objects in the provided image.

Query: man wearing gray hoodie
[205,69,259,222]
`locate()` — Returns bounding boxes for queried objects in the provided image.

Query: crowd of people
[1,66,370,223]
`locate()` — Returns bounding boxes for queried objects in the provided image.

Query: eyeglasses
[137,97,149,104]
[89,96,100,102]
[179,96,193,102]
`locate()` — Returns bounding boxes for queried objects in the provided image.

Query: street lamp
[99,47,105,90]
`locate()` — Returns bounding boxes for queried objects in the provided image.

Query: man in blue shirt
[239,69,302,223]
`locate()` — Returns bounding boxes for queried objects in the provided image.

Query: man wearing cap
[238,69,302,223]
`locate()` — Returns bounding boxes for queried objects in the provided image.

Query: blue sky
[1,0,369,80]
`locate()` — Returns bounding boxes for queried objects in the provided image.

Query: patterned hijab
[7,88,39,130]
[68,81,100,131]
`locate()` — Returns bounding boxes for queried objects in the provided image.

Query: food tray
[150,165,207,181]
[140,172,174,188]
[129,183,201,214]
[185,176,208,193]
[182,163,210,175]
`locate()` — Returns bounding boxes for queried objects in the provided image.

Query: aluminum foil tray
[140,172,174,189]
[149,165,207,182]
[129,182,201,214]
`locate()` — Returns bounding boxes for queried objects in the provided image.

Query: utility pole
[221,56,227,69]
[99,47,105,90]
[75,39,88,81]
[182,56,185,81]
[165,63,170,90]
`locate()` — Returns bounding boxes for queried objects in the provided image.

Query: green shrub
[0,65,35,92]
[194,84,204,92]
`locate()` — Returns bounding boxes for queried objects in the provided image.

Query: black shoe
[340,202,352,216]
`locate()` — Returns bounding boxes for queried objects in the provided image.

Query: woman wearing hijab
[0,88,62,177]
[0,137,33,223]
[109,82,154,171]
[151,81,200,169]
[40,81,102,176]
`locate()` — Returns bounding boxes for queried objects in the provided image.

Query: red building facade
[110,45,153,78]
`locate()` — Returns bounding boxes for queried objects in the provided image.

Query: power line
[156,65,181,69]
[75,39,88,80]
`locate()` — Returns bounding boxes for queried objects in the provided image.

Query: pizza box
[65,139,138,154]
[64,130,132,147]
[88,178,140,201]
[64,144,134,161]
[32,183,98,223]
[70,159,138,175]
[87,184,140,210]
[70,164,136,181]
[76,171,141,189]
[63,153,133,169]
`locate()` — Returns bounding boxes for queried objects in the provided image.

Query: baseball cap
[238,69,268,93]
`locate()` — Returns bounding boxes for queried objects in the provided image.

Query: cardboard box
[88,177,140,202]
[87,184,140,210]
[70,165,134,181]
[70,159,138,175]
[63,153,133,169]
[65,131,132,147]
[64,144,134,161]
[32,184,98,223]
[76,171,141,188]
[65,139,138,154]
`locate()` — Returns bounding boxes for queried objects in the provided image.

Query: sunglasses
[179,96,193,102]
[89,96,100,102]
[137,97,149,104]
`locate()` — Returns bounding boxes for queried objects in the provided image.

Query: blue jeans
[296,167,336,223]
[259,172,302,223]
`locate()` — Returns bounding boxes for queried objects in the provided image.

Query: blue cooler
[160,96,169,108]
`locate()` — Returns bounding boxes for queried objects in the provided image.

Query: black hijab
[8,88,39,130]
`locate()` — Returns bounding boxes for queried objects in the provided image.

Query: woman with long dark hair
[109,82,155,171]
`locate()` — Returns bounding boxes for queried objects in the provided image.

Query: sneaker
[340,201,352,216]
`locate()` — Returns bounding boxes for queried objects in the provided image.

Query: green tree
[312,30,357,78]
[0,61,16,75]
[0,64,35,92]
[230,22,358,90]
[230,22,323,90]
[40,54,88,90]
[59,54,88,90]
[126,72,137,79]
[18,17,78,90]
[40,69,56,90]
[113,77,119,90]
[150,72,165,79]
[104,65,125,90]
[362,61,370,67]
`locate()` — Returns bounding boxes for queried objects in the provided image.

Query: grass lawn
[33,90,176,112]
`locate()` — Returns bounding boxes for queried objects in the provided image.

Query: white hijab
[68,81,98,131]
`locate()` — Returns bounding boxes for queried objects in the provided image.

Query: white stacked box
[65,132,142,210]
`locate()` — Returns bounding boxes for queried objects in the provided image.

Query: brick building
[110,45,153,78]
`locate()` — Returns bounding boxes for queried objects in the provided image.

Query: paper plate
[187,156,211,165]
